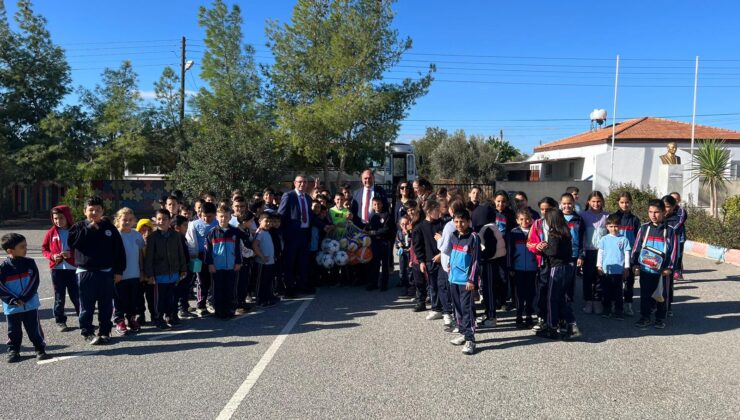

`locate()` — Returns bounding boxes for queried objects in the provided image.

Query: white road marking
[37,350,99,365]
[216,298,313,420]
[40,297,53,301]
[146,329,199,341]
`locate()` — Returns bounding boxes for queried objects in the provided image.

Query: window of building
[730,160,740,179]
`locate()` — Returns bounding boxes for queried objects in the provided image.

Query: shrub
[605,183,658,222]
[59,183,94,222]
[721,194,740,222]
[685,205,740,249]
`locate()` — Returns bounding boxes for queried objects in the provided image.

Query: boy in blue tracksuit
[1,233,50,362]
[68,196,126,345]
[443,209,480,356]
[597,214,631,320]
[508,210,538,329]
[631,199,678,330]
[186,201,219,316]
[205,205,242,319]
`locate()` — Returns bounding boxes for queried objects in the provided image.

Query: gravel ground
[2,226,739,419]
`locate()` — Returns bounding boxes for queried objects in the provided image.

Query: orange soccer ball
[357,246,373,264]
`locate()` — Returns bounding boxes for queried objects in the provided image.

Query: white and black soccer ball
[327,239,340,254]
[321,238,334,253]
[320,253,335,269]
[333,251,349,266]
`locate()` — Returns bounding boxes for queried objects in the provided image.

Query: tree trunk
[711,181,717,218]
[322,154,329,191]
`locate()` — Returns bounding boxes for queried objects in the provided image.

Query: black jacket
[68,219,126,274]
[470,203,496,233]
[412,219,442,263]
[369,211,395,242]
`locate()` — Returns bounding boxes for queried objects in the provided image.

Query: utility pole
[180,36,186,124]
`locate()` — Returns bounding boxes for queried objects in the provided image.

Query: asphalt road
[2,226,739,419]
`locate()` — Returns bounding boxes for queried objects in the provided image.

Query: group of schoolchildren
[394,183,686,355]
[1,182,687,361]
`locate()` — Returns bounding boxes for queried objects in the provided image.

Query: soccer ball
[316,252,326,265]
[347,239,361,253]
[321,238,334,253]
[339,238,349,250]
[355,234,371,248]
[357,246,373,264]
[320,253,335,269]
[333,251,349,266]
[348,251,360,266]
[326,239,340,254]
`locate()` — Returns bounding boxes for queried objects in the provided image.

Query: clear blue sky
[7,0,740,154]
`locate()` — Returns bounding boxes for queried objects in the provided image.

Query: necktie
[300,193,308,224]
[363,189,371,222]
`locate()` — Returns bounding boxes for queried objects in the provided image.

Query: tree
[174,0,281,198]
[411,127,447,178]
[689,139,731,218]
[265,0,434,185]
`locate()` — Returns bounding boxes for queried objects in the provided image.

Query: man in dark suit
[350,169,389,228]
[278,175,330,296]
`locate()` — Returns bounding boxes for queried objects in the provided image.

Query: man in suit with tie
[278,175,330,297]
[350,169,389,286]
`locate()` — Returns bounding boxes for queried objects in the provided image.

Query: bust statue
[659,142,681,165]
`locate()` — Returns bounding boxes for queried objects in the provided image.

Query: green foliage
[605,183,658,222]
[59,182,94,222]
[721,194,740,222]
[689,139,731,217]
[412,127,447,178]
[265,0,433,183]
[685,205,740,249]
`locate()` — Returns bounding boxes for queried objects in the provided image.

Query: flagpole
[689,56,699,205]
[609,55,620,187]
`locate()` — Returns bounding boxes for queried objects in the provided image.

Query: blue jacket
[186,218,218,257]
[631,222,678,274]
[0,257,41,315]
[205,226,243,270]
[508,227,537,272]
[613,210,641,246]
[447,230,480,286]
[564,213,585,260]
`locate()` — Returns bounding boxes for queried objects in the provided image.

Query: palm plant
[688,139,731,217]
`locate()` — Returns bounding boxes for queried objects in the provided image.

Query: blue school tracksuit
[614,210,640,303]
[508,227,538,320]
[0,257,46,352]
[631,222,677,322]
[564,213,585,303]
[598,234,631,315]
[205,226,242,318]
[448,230,480,342]
[186,218,218,310]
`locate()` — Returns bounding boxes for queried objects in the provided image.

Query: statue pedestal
[657,164,684,197]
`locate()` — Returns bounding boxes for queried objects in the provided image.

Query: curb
[684,240,740,267]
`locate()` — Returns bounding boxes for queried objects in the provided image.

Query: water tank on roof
[590,108,608,130]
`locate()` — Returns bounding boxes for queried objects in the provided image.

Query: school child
[135,218,156,324]
[179,204,193,221]
[252,213,278,306]
[235,212,256,314]
[41,205,80,332]
[478,212,507,328]
[407,204,427,312]
[113,208,145,334]
[185,201,218,316]
[492,190,517,310]
[205,205,242,319]
[560,193,585,309]
[329,192,351,237]
[1,233,50,362]
[268,214,284,295]
[309,201,325,287]
[508,209,538,328]
[514,191,540,221]
[145,209,188,328]
[662,195,685,316]
[438,198,451,224]
[165,195,181,221]
[192,199,204,220]
[68,196,126,345]
[611,192,641,316]
[444,209,480,355]
[631,199,678,330]
[580,191,609,314]
[436,199,466,328]
[526,196,558,332]
[395,215,412,294]
[368,197,395,291]
[171,215,194,319]
[565,186,583,213]
[669,192,688,281]
[597,214,631,320]
[412,200,443,318]
[538,209,580,340]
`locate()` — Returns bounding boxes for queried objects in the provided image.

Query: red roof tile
[533,117,740,152]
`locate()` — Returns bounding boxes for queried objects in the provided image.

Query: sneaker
[412,303,427,313]
[56,322,70,332]
[114,320,128,336]
[624,303,634,316]
[654,320,666,329]
[88,336,103,346]
[635,318,652,329]
[83,334,96,344]
[178,309,194,319]
[6,350,20,363]
[501,303,511,312]
[197,307,211,317]
[667,310,674,318]
[425,311,443,321]
[582,301,594,314]
[36,350,52,361]
[477,317,497,328]
[156,321,171,330]
[444,325,459,333]
[450,335,466,346]
[128,318,141,332]
[206,304,216,313]
[593,301,604,315]
[462,341,476,355]
[442,314,453,326]
[524,316,535,328]
[99,335,111,344]
[563,323,582,341]
[535,327,560,340]
[235,307,247,316]
[531,318,546,331]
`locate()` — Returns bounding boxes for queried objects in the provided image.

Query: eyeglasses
[399,185,408,189]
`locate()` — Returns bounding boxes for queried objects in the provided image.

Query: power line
[401,112,740,123]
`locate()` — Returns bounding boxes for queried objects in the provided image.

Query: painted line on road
[37,350,99,365]
[216,297,314,420]
[40,297,53,301]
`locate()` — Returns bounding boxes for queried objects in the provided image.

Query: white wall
[528,144,608,181]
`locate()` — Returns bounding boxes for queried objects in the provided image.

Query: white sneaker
[624,303,634,316]
[582,301,594,314]
[462,341,476,355]
[425,311,443,321]
[443,314,453,326]
[450,335,466,346]
[593,301,604,315]
[477,317,496,328]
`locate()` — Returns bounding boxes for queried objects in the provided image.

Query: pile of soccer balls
[315,234,373,269]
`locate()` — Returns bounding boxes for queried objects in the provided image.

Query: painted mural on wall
[91,180,172,216]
